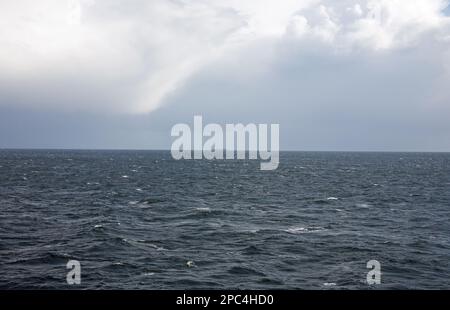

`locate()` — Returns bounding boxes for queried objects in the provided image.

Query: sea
[0,150,449,289]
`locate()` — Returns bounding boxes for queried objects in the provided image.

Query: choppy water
[1,150,450,289]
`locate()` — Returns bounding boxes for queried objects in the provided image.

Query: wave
[284,226,326,234]
[139,197,165,205]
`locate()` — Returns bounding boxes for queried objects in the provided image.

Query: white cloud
[0,0,449,114]
[0,0,246,113]
[288,0,450,49]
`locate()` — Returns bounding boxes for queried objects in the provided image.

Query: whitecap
[247,229,259,233]
[195,207,211,212]
[284,226,325,234]
[285,227,307,234]
[186,260,195,267]
[323,282,336,286]
[356,203,370,208]
[122,175,129,178]
[94,224,103,229]
[148,244,166,251]
[327,197,339,200]
[128,201,139,205]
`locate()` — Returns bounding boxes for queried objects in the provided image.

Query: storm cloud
[1,0,450,150]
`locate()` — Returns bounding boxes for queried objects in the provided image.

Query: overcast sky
[1,0,450,151]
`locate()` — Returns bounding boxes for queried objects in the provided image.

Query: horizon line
[1,147,450,154]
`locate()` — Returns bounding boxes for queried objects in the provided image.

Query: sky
[1,0,450,151]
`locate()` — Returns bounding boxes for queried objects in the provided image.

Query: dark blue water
[1,150,449,289]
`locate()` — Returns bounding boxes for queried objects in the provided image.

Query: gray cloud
[1,0,450,151]
[148,26,450,151]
